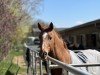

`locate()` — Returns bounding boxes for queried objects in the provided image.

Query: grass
[9,49,24,57]
[0,57,18,75]
[0,49,26,75]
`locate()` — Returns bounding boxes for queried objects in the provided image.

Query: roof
[55,28,67,31]
[63,19,100,31]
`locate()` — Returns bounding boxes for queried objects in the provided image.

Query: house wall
[60,23,100,50]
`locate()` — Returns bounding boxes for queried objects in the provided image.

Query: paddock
[24,45,100,75]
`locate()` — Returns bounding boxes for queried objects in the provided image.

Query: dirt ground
[13,56,26,68]
[12,55,47,75]
[12,56,27,75]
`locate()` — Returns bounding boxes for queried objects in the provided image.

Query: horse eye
[49,37,52,40]
[48,36,52,40]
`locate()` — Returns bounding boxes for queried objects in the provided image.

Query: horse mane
[54,29,68,49]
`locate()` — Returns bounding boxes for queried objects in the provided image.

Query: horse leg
[27,62,29,74]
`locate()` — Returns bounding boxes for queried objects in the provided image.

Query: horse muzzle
[39,51,48,60]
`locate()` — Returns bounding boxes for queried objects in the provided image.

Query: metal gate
[24,45,100,75]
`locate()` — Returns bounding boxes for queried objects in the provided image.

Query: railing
[46,56,91,75]
[24,45,100,75]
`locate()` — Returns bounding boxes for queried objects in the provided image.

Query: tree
[0,0,43,60]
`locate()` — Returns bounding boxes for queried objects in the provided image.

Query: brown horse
[38,22,100,75]
[38,22,71,75]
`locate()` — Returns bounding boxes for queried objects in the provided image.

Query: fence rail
[47,56,91,75]
[24,44,100,75]
[49,63,100,69]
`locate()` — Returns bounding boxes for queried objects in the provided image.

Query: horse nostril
[44,52,47,56]
[39,51,43,57]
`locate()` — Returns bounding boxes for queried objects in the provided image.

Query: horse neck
[51,31,71,64]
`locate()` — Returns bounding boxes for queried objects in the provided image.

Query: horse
[38,22,100,75]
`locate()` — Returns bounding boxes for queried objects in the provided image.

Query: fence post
[34,52,37,75]
[47,60,51,75]
[39,59,43,75]
[31,51,34,75]
[86,66,88,71]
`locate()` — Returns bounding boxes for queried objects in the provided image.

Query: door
[86,34,96,49]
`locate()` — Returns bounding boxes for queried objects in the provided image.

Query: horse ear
[47,22,53,31]
[38,23,43,31]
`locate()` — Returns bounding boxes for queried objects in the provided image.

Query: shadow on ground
[5,70,14,75]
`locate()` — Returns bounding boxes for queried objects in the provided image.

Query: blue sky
[35,0,100,28]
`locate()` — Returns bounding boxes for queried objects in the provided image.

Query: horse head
[38,22,54,59]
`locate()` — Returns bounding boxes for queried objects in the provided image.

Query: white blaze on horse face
[43,32,48,39]
[42,32,48,53]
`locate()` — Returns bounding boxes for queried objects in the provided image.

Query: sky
[35,0,100,28]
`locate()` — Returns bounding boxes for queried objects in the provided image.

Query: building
[60,19,100,50]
